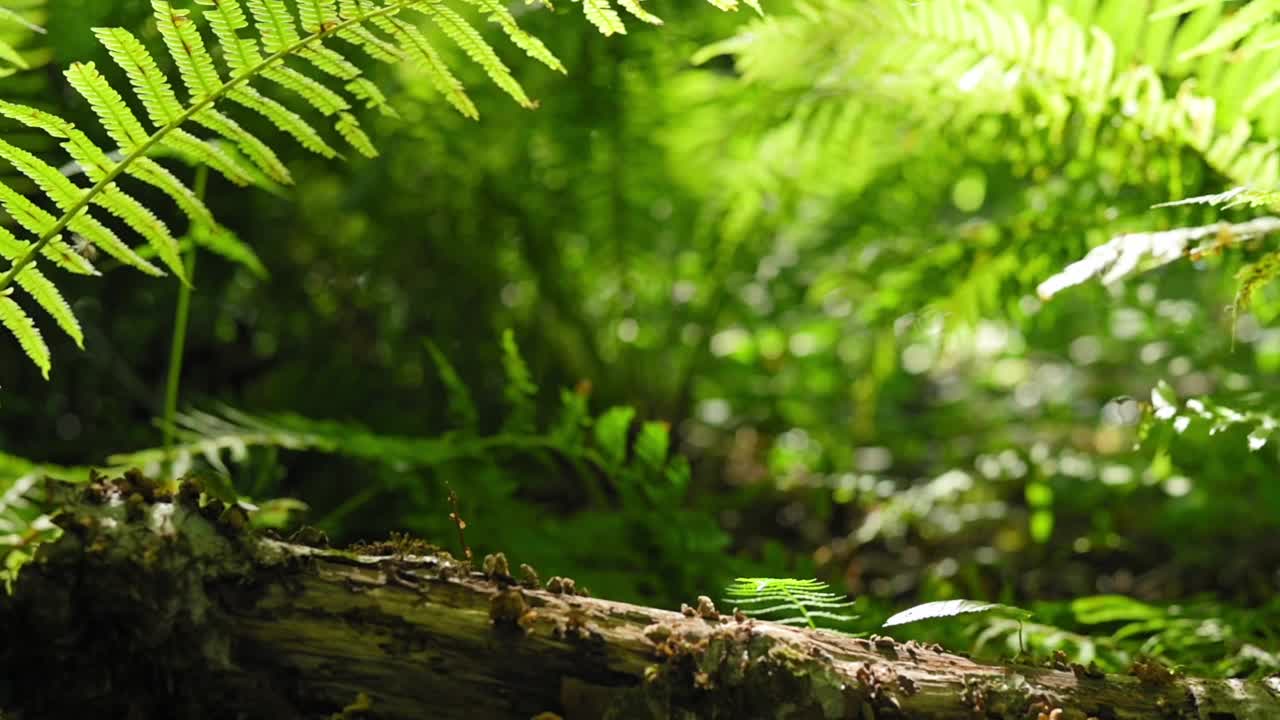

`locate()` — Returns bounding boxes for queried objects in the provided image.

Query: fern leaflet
[723,578,856,628]
[1037,218,1280,300]
[882,599,1029,628]
[0,294,47,379]
[581,0,628,36]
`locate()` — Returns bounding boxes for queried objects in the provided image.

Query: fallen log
[1,473,1278,719]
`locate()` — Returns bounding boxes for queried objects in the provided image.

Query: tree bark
[2,475,1279,719]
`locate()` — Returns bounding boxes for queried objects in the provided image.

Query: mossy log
[2,475,1280,719]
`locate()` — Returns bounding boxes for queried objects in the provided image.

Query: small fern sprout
[723,577,856,629]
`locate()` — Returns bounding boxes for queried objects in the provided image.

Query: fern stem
[0,0,416,294]
[783,585,816,629]
[163,165,207,473]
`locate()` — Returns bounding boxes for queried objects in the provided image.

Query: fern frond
[211,0,357,125]
[0,102,189,278]
[0,99,219,230]
[1152,186,1280,210]
[0,229,81,348]
[0,293,48,379]
[724,577,856,629]
[416,3,533,108]
[66,61,258,188]
[105,402,604,479]
[0,185,95,283]
[0,142,164,276]
[463,0,566,73]
[383,17,478,119]
[190,224,267,278]
[0,0,758,376]
[334,112,378,158]
[882,599,1028,628]
[1037,218,1280,300]
[426,339,479,430]
[501,329,538,431]
[715,0,1279,197]
[346,76,400,117]
[1148,381,1280,451]
[581,0,628,36]
[194,5,339,159]
[617,0,663,26]
[1234,249,1280,312]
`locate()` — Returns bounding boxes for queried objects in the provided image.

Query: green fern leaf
[198,0,353,133]
[0,230,82,348]
[0,41,25,72]
[210,0,355,132]
[335,112,378,158]
[426,340,479,431]
[464,0,567,73]
[0,102,188,280]
[296,0,341,32]
[581,0,627,36]
[382,17,478,119]
[96,26,292,186]
[0,0,756,376]
[703,0,741,12]
[303,44,364,80]
[594,406,635,469]
[195,0,263,73]
[152,2,224,101]
[1038,218,1280,300]
[1234,249,1280,311]
[724,578,856,629]
[633,421,669,471]
[0,182,90,270]
[245,0,304,52]
[336,1,406,63]
[64,60,257,188]
[417,3,534,108]
[234,84,340,159]
[882,599,1030,627]
[0,293,49,378]
[501,329,538,431]
[346,77,400,117]
[1177,0,1280,61]
[617,0,663,25]
[0,99,219,228]
[0,141,164,276]
[61,60,149,149]
[190,223,267,278]
[1151,0,1222,22]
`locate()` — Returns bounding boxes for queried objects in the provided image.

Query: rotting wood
[2,474,1279,719]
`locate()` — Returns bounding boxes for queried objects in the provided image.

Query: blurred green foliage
[3,0,1280,680]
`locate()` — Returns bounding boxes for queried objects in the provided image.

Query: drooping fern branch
[723,577,856,628]
[707,0,1280,189]
[1036,217,1280,300]
[0,0,758,378]
[1041,186,1280,310]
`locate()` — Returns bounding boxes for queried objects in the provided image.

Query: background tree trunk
[2,475,1278,719]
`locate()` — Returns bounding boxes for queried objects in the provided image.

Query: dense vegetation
[2,0,1280,687]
